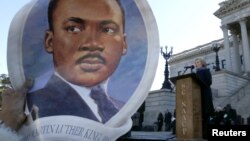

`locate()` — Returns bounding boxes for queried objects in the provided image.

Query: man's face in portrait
[45,0,127,87]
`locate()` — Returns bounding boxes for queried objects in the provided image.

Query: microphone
[184,65,195,69]
[182,65,195,75]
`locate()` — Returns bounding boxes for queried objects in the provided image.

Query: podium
[170,73,203,141]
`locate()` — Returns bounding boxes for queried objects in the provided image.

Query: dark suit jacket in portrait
[27,74,124,122]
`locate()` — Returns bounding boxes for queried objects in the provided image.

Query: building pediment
[214,0,250,19]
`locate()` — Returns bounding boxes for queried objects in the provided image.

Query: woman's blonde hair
[195,58,207,67]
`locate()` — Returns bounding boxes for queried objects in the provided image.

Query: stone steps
[214,81,250,120]
[231,85,250,119]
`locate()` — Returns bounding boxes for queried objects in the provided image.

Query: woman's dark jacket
[196,67,215,117]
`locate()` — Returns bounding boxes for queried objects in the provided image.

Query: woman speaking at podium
[194,58,215,139]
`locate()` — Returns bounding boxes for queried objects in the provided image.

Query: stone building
[143,0,250,127]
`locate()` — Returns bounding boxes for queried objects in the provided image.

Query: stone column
[221,25,232,71]
[230,29,241,74]
[239,19,250,74]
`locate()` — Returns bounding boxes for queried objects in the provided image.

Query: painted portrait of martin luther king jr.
[8,0,158,125]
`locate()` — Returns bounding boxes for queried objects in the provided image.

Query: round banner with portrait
[7,0,159,140]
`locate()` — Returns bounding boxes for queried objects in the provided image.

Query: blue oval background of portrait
[21,0,147,102]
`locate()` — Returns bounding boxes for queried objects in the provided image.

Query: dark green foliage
[0,74,11,107]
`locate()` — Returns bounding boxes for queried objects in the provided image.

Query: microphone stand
[182,66,195,75]
[182,68,188,75]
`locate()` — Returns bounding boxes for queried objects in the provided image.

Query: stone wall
[143,89,175,127]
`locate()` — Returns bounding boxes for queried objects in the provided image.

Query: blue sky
[0,0,224,90]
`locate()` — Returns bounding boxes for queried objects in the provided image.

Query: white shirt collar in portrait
[55,72,109,122]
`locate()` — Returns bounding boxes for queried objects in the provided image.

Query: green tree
[0,74,12,107]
